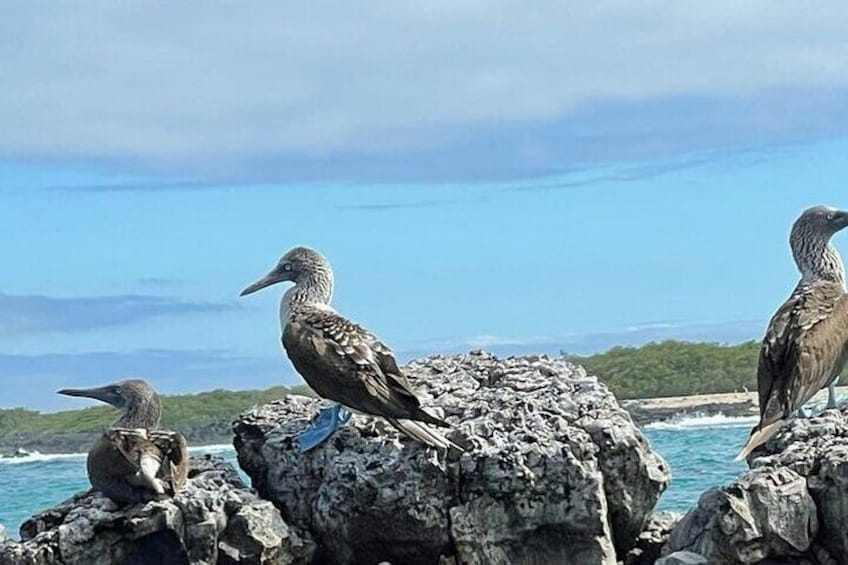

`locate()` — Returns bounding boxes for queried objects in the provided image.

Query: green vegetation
[565,340,762,399]
[159,385,311,430]
[0,384,314,452]
[6,339,837,451]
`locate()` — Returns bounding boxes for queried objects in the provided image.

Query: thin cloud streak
[0,349,294,410]
[0,293,240,335]
[0,318,767,410]
[395,319,766,359]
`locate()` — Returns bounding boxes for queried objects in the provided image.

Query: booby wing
[148,429,189,494]
[283,305,457,448]
[92,428,188,501]
[738,281,848,459]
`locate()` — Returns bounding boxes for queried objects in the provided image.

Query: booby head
[791,206,848,282]
[241,247,333,302]
[58,379,162,429]
[793,206,848,237]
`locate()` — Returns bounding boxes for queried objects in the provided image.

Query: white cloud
[2,3,848,171]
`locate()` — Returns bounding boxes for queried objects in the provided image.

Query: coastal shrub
[566,340,766,399]
[0,383,314,449]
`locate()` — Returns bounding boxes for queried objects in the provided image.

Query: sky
[3,4,848,409]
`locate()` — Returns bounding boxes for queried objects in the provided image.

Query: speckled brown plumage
[58,379,189,503]
[242,246,460,451]
[738,206,848,460]
[283,303,448,427]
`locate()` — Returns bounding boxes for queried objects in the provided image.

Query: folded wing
[738,281,848,459]
[283,305,460,450]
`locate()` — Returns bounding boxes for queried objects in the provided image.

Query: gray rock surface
[624,511,682,565]
[664,406,848,564]
[234,351,669,565]
[655,551,709,565]
[0,456,315,565]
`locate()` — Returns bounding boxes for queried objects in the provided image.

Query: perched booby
[241,246,460,453]
[736,206,848,460]
[58,379,188,504]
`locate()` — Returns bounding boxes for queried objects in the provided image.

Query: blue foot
[826,380,840,410]
[795,406,811,419]
[295,405,352,453]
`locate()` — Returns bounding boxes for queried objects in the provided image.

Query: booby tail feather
[386,417,463,452]
[734,419,784,461]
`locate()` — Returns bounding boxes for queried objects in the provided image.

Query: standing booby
[58,379,188,504]
[241,246,460,452]
[736,206,848,460]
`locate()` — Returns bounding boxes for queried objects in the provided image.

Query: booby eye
[282,263,292,271]
[827,212,836,221]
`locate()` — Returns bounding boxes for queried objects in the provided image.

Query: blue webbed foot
[826,380,840,410]
[795,406,811,419]
[295,405,352,453]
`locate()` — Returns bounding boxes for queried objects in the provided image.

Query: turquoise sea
[0,418,755,538]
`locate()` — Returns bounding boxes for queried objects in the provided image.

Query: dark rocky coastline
[0,425,233,458]
[0,456,314,565]
[4,351,846,564]
[660,405,848,564]
[622,398,757,427]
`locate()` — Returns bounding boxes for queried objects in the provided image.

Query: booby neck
[793,237,846,287]
[114,399,161,429]
[279,272,334,327]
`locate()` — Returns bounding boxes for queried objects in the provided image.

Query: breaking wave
[0,451,86,465]
[645,413,759,431]
[0,443,235,465]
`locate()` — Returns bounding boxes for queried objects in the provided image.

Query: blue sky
[3,4,848,409]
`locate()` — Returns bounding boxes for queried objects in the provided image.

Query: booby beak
[834,210,848,231]
[240,267,289,296]
[57,385,121,407]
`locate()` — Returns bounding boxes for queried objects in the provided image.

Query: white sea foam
[645,413,759,431]
[0,451,86,465]
[188,444,235,454]
[0,444,235,466]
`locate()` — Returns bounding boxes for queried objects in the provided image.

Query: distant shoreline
[4,383,847,455]
[622,385,848,426]
[0,442,236,461]
[0,433,236,458]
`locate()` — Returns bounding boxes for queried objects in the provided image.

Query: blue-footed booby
[58,379,188,504]
[240,246,460,453]
[736,206,848,460]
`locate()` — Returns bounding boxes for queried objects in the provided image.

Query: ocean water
[0,445,240,539]
[645,414,755,512]
[0,419,754,538]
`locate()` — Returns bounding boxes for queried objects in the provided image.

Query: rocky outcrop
[621,398,757,427]
[0,456,315,565]
[656,551,709,565]
[624,512,682,565]
[234,351,669,565]
[663,406,848,564]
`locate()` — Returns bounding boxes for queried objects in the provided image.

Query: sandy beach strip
[622,385,848,425]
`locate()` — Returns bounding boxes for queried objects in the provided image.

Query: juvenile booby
[241,246,460,452]
[58,379,188,504]
[736,206,848,460]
